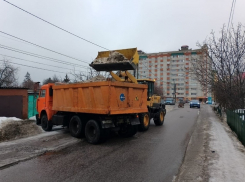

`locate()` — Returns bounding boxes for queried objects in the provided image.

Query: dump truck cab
[36,83,56,127]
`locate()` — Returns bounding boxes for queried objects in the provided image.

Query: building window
[191,93,197,95]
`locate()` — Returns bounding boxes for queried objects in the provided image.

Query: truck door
[37,89,46,113]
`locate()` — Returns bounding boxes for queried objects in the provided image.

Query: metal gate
[28,94,38,118]
[0,96,23,118]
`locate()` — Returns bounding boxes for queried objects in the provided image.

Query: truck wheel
[154,109,165,126]
[138,112,150,131]
[41,114,53,131]
[69,115,83,138]
[85,120,105,144]
[118,125,137,138]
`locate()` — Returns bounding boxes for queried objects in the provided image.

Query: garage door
[0,96,23,118]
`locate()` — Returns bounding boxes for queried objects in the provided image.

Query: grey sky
[0,0,244,84]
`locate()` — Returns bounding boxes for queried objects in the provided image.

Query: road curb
[173,107,202,181]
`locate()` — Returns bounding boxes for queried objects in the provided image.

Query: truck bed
[52,81,148,115]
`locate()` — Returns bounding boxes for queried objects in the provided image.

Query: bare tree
[43,74,61,84]
[191,23,245,110]
[70,67,110,82]
[154,83,165,98]
[63,74,70,83]
[0,59,18,87]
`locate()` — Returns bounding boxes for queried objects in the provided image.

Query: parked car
[190,100,200,108]
[165,98,175,105]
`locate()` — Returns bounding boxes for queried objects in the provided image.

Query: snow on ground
[0,117,22,129]
[29,116,36,120]
[0,117,42,142]
[209,115,245,182]
[165,105,175,112]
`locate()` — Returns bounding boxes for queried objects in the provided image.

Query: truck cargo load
[90,48,139,71]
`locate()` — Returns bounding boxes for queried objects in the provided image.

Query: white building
[137,45,210,102]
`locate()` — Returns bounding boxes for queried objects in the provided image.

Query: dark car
[190,100,200,108]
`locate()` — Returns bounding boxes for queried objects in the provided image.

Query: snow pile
[0,117,21,128]
[29,116,36,120]
[165,105,175,112]
[0,117,43,142]
[208,116,245,182]
[92,51,129,64]
[86,75,107,82]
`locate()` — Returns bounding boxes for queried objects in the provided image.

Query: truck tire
[138,112,150,131]
[85,120,105,144]
[154,108,165,126]
[118,125,137,138]
[41,114,53,131]
[69,115,83,138]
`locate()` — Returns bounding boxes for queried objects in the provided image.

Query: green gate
[28,94,38,119]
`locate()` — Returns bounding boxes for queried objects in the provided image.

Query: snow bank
[0,117,43,142]
[0,117,21,128]
[29,116,36,120]
[209,116,245,182]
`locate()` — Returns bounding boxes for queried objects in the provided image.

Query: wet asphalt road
[0,105,199,182]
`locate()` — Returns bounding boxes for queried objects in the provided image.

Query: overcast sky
[0,0,245,84]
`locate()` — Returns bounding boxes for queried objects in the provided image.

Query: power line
[0,44,90,69]
[3,0,109,50]
[0,34,30,45]
[230,0,236,27]
[0,54,84,73]
[0,59,67,74]
[0,31,90,64]
[227,0,236,31]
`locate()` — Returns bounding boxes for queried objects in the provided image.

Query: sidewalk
[174,105,245,182]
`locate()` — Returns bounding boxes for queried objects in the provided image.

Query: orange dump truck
[36,81,148,144]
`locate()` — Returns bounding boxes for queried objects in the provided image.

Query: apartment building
[137,45,210,102]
